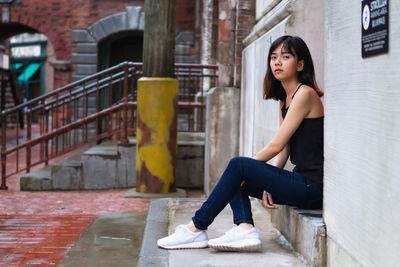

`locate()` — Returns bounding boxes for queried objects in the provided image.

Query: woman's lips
[274,69,283,74]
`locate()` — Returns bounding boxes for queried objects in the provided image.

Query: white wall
[325,1,400,266]
[240,18,287,158]
[241,0,324,164]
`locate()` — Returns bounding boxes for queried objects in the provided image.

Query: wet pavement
[59,211,147,267]
[0,214,95,266]
[0,171,203,266]
[0,176,151,266]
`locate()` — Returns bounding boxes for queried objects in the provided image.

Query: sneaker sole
[209,239,262,252]
[158,240,209,250]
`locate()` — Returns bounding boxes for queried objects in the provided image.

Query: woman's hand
[263,191,278,209]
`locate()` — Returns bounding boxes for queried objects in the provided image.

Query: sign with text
[361,0,389,58]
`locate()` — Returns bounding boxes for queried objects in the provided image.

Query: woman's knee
[228,156,247,168]
[227,157,256,173]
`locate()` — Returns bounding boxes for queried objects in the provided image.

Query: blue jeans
[192,157,322,230]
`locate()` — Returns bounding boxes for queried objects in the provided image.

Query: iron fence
[0,62,218,189]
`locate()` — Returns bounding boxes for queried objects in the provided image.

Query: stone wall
[325,1,400,266]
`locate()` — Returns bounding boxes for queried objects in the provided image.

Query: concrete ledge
[269,205,326,267]
[125,188,186,198]
[83,146,119,157]
[139,198,308,267]
[137,199,169,267]
[243,0,293,47]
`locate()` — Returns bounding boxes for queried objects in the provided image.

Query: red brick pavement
[0,176,151,266]
[0,176,203,266]
[0,214,95,266]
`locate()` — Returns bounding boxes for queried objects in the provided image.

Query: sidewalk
[139,198,307,267]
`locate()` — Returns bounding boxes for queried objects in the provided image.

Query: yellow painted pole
[136,77,178,193]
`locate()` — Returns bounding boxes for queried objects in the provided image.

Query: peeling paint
[136,78,178,193]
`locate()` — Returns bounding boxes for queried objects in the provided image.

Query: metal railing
[0,62,218,189]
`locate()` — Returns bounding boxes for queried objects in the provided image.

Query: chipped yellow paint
[136,77,178,193]
[139,183,147,193]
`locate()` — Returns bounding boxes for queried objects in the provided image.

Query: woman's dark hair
[263,35,323,100]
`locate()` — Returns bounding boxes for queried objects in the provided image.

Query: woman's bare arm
[271,103,289,168]
[253,88,314,162]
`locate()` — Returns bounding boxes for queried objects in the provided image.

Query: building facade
[0,0,197,91]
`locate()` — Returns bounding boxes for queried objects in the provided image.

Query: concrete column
[200,0,218,65]
[136,78,178,193]
[217,0,236,87]
[204,87,240,195]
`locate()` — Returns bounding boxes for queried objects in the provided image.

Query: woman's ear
[297,60,304,72]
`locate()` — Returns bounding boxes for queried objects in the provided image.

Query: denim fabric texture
[192,157,322,230]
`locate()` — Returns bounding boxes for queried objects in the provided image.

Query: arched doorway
[97,31,143,110]
[0,22,55,115]
[98,31,143,71]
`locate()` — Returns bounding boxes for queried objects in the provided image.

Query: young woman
[157,35,324,251]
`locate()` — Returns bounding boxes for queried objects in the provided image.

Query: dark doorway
[97,31,143,134]
[98,31,143,71]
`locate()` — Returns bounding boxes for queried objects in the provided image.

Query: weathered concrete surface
[269,205,326,267]
[176,144,204,188]
[51,154,83,190]
[204,87,240,196]
[81,146,121,189]
[136,78,179,193]
[117,142,136,187]
[137,199,169,267]
[20,135,205,191]
[325,1,400,266]
[59,211,147,267]
[139,198,307,267]
[125,188,186,198]
[19,165,53,191]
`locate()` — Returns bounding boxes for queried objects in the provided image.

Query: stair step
[20,133,205,191]
[269,205,326,267]
[51,154,83,190]
[82,145,119,157]
[20,165,53,191]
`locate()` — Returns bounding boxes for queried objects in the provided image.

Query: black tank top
[281,85,324,193]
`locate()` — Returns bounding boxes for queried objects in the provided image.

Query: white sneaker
[208,225,262,251]
[157,224,208,249]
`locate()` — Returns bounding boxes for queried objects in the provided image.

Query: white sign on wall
[11,45,41,58]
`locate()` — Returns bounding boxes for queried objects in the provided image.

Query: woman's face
[270,43,303,82]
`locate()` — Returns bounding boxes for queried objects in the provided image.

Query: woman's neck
[281,79,301,98]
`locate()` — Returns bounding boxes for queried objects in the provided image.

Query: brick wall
[234,1,255,87]
[217,0,254,87]
[5,0,196,88]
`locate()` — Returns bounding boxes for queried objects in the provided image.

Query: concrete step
[269,205,326,267]
[138,198,308,267]
[20,141,136,191]
[81,144,135,189]
[19,165,53,191]
[20,133,206,191]
[51,154,83,190]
